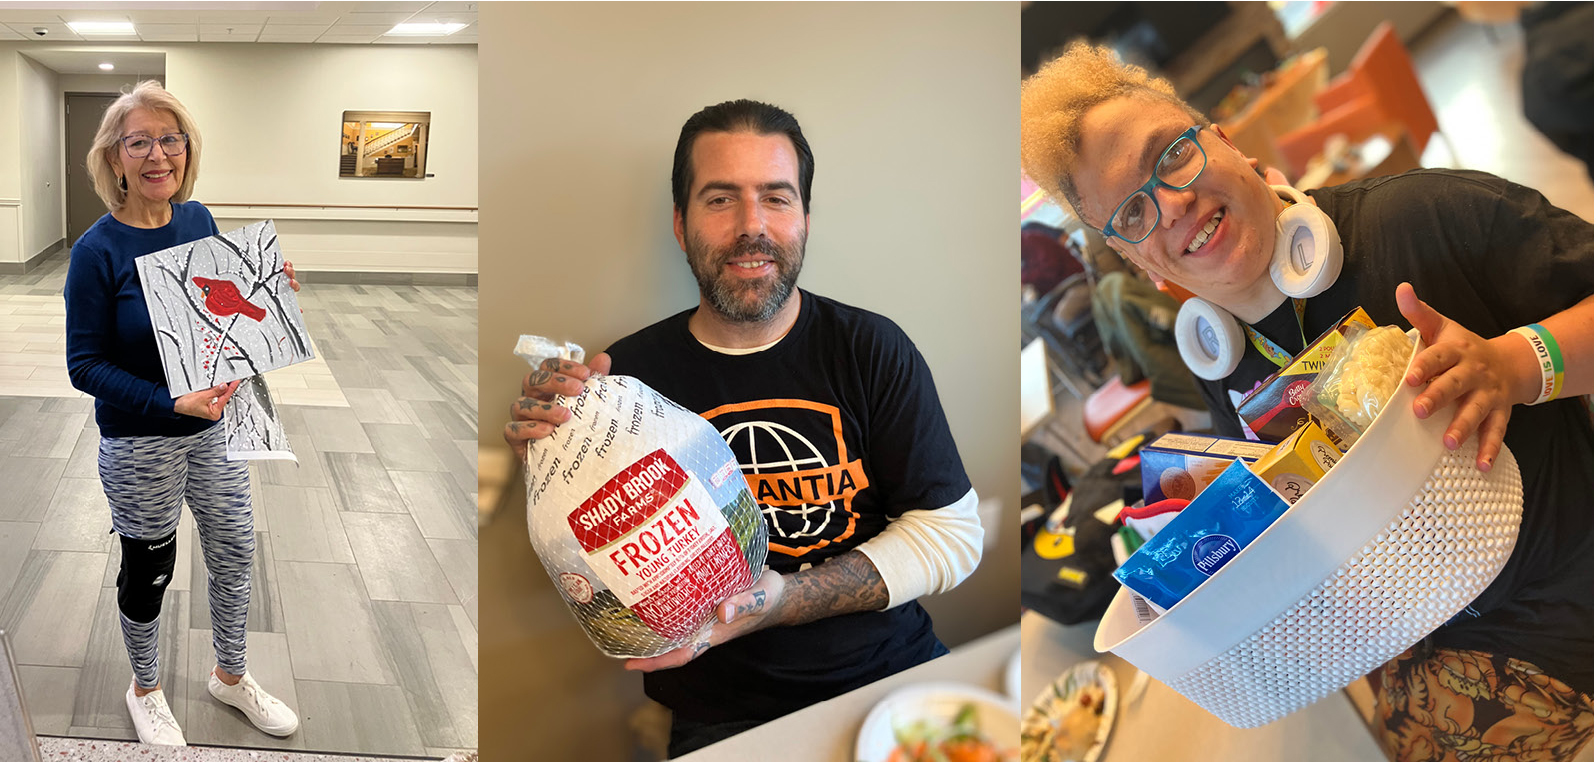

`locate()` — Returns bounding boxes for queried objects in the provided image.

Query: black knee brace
[116,532,177,623]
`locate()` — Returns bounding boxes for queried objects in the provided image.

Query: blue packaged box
[1113,459,1290,612]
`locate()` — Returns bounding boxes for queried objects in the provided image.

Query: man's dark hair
[671,99,814,216]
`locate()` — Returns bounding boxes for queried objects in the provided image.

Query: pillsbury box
[1113,459,1289,612]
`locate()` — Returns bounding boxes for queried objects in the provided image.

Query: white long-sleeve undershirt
[856,487,983,609]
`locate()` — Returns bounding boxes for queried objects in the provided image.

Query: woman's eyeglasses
[121,133,189,159]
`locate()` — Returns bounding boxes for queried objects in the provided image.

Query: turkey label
[569,448,748,639]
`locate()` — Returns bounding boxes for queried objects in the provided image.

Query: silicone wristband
[1510,324,1563,404]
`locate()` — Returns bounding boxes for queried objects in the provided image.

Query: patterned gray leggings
[99,424,253,689]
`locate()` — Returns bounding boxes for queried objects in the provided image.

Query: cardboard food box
[1139,432,1275,504]
[1248,419,1343,504]
[1237,307,1376,444]
[1113,459,1291,613]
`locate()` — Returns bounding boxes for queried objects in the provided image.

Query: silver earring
[118,175,127,192]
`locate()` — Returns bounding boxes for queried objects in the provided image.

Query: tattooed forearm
[770,551,888,628]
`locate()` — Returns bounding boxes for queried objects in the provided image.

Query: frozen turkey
[520,340,768,658]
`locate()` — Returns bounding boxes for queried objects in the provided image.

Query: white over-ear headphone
[1174,185,1344,381]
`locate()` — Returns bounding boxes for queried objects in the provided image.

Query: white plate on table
[1005,648,1023,708]
[855,682,1021,762]
[1020,660,1117,762]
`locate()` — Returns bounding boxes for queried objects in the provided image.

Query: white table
[678,623,1021,761]
[1020,612,1387,761]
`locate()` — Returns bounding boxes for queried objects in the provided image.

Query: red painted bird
[192,277,267,322]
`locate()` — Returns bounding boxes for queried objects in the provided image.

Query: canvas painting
[135,220,314,398]
[225,374,295,462]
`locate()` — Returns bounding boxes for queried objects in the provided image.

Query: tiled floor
[1411,13,1594,223]
[0,251,478,757]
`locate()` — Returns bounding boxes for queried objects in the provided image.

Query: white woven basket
[1094,334,1524,728]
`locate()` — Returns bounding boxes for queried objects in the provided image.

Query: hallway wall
[19,54,62,263]
[0,48,22,264]
[166,43,478,275]
[59,73,157,95]
[0,42,477,275]
[164,43,476,209]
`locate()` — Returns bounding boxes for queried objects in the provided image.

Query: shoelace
[141,693,181,733]
[235,675,280,717]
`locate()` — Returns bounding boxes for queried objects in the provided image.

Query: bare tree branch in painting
[212,228,307,358]
[150,256,261,379]
[155,327,191,392]
[225,374,294,461]
[138,220,313,399]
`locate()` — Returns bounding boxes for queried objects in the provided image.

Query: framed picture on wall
[340,110,431,178]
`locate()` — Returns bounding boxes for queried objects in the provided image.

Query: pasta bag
[1303,324,1417,448]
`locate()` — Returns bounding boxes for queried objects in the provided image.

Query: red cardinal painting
[192,277,267,322]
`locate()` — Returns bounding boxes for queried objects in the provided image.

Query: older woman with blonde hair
[64,80,299,746]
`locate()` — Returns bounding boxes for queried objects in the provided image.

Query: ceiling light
[385,22,466,36]
[99,62,114,71]
[67,21,136,36]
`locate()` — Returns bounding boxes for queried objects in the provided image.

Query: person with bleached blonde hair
[1023,42,1594,761]
[65,80,301,746]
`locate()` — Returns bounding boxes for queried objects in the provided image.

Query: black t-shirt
[606,289,974,724]
[1197,169,1594,695]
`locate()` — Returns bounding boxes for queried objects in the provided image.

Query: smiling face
[1072,95,1280,306]
[674,130,809,323]
[114,106,186,214]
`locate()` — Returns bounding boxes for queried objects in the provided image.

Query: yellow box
[1248,419,1342,504]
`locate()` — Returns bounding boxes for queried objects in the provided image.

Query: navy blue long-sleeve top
[65,201,221,438]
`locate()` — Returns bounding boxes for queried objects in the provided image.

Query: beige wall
[0,43,477,272]
[0,49,68,265]
[479,3,1016,758]
[59,72,155,94]
[0,48,29,262]
[0,48,20,202]
[20,53,63,260]
[164,43,478,274]
[0,49,153,264]
[164,43,476,209]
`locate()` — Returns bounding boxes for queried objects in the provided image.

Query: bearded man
[506,100,982,757]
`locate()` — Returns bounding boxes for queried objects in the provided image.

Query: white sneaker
[207,670,300,736]
[126,681,187,746]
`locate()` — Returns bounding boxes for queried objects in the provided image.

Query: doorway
[65,93,117,247]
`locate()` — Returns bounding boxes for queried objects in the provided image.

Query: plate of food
[855,682,1020,762]
[1019,660,1117,762]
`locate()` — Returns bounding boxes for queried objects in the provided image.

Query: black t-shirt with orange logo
[606,289,972,725]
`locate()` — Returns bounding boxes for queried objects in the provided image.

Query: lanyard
[1242,298,1308,369]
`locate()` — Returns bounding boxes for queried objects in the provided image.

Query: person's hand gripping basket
[1094,331,1523,728]
[516,337,769,658]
